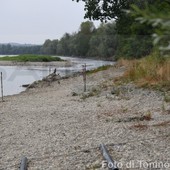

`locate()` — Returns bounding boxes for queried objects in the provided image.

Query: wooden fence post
[1,72,4,102]
[82,64,86,92]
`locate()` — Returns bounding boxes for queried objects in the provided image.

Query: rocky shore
[0,65,169,170]
[0,60,72,67]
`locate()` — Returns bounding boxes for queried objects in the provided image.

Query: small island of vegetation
[0,54,63,62]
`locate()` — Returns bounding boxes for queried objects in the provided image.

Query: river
[0,55,114,96]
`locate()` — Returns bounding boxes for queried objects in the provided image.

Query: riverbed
[0,63,169,170]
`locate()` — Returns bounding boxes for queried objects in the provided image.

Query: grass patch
[142,111,152,121]
[87,65,112,74]
[0,54,63,62]
[80,87,101,100]
[117,51,170,90]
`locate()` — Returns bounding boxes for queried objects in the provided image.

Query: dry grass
[103,111,114,117]
[142,111,152,121]
[117,52,170,89]
[130,124,148,130]
[130,120,170,130]
[116,58,138,68]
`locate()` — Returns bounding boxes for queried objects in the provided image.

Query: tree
[42,39,59,55]
[73,0,126,21]
[73,0,157,59]
[79,21,95,34]
[73,0,155,21]
[131,1,170,56]
[88,22,117,59]
[0,44,41,55]
[57,33,72,56]
[75,21,95,57]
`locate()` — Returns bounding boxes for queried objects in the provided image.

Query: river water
[0,55,114,96]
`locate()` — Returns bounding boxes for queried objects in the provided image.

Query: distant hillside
[0,43,41,47]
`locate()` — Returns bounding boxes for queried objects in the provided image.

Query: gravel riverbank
[0,66,170,170]
[0,61,72,67]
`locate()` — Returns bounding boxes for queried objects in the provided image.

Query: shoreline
[0,66,169,169]
[0,60,73,67]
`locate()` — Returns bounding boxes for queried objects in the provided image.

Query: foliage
[73,0,164,59]
[2,21,113,59]
[73,0,154,21]
[87,65,112,74]
[2,0,168,60]
[0,54,63,62]
[87,22,117,58]
[114,0,156,59]
[41,21,117,60]
[0,44,41,55]
[131,1,170,56]
[41,39,58,55]
[116,35,153,59]
[75,21,95,56]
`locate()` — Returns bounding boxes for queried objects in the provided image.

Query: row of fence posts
[1,72,4,102]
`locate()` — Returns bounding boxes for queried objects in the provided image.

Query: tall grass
[117,52,170,89]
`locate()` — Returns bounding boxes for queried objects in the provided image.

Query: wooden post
[82,64,86,92]
[1,72,4,102]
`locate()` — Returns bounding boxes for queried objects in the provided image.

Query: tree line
[72,0,169,58]
[40,17,152,60]
[41,0,169,60]
[41,21,118,60]
[1,0,169,60]
[0,44,41,55]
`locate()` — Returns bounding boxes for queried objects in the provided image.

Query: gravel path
[0,66,170,170]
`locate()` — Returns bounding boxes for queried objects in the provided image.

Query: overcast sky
[0,0,100,44]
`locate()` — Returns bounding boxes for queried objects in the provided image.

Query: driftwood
[22,84,30,88]
[100,144,119,170]
[20,157,28,170]
[27,69,61,89]
[42,73,61,82]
